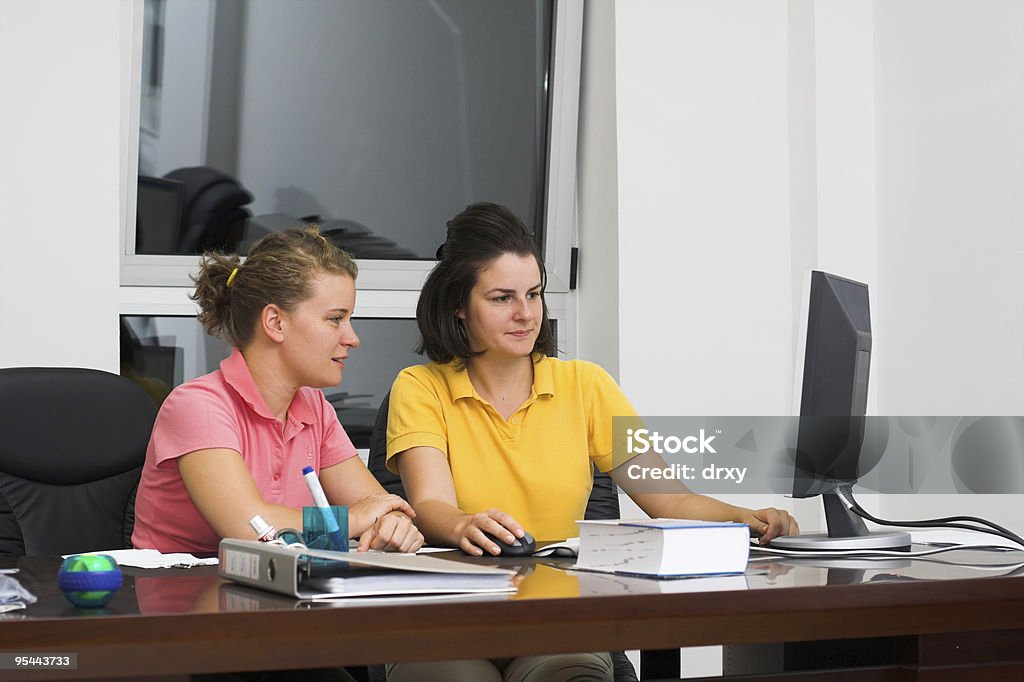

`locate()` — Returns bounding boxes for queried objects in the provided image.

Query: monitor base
[769,531,912,551]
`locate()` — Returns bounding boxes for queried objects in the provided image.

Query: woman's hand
[355,510,424,553]
[348,492,416,537]
[742,507,799,544]
[454,509,525,556]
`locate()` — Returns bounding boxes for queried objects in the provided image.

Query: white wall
[576,0,1024,546]
[613,0,797,416]
[813,1,877,287]
[0,0,121,372]
[873,0,1024,528]
[599,4,798,675]
[874,0,1024,416]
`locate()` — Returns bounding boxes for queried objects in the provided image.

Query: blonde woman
[134,228,422,555]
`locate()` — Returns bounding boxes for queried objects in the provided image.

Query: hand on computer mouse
[480,530,537,557]
[455,510,533,556]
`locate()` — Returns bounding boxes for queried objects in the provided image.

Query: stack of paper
[61,549,219,569]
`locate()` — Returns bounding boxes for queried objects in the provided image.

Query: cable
[843,492,1024,547]
[751,543,1024,560]
[833,487,1024,549]
[836,489,1019,537]
[751,543,1024,567]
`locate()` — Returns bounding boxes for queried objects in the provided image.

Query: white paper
[533,537,580,557]
[61,549,219,569]
[0,575,37,607]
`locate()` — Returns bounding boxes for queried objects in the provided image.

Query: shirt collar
[442,354,555,400]
[444,361,476,401]
[220,349,317,425]
[533,355,555,397]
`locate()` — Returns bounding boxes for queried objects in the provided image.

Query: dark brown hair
[190,227,357,348]
[416,202,555,364]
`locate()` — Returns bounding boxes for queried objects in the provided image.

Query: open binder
[218,539,518,599]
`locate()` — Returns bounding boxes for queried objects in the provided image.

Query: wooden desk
[2,549,1024,681]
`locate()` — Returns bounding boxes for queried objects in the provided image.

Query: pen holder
[302,505,348,552]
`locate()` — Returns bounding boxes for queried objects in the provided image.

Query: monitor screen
[772,271,910,551]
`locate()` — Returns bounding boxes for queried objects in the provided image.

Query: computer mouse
[480,530,537,556]
[545,546,577,558]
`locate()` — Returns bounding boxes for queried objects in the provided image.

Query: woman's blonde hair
[190,227,357,347]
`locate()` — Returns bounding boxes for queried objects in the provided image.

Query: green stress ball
[57,554,123,607]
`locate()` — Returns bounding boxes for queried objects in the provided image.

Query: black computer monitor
[136,175,186,254]
[770,271,910,551]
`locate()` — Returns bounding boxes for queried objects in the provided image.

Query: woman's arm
[178,449,422,553]
[576,363,797,537]
[319,457,423,552]
[396,446,526,556]
[609,449,799,543]
[178,448,303,541]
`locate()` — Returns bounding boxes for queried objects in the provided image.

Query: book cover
[573,518,750,578]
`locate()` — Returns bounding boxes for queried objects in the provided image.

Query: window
[121,0,582,294]
[121,315,425,449]
[118,0,582,410]
[120,314,564,449]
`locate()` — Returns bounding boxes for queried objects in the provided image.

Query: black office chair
[366,391,639,682]
[0,367,157,556]
[164,166,253,254]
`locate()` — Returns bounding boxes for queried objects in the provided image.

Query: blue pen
[301,465,346,551]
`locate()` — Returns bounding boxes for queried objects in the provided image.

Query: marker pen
[301,465,346,550]
[249,514,276,542]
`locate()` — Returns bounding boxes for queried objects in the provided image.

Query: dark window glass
[120,315,424,448]
[136,0,553,259]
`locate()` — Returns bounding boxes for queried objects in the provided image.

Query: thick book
[573,519,751,577]
[218,539,517,599]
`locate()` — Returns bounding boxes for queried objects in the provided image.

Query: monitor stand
[769,489,912,551]
[769,530,911,551]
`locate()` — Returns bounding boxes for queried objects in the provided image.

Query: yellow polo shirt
[386,357,637,541]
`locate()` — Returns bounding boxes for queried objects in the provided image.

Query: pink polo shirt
[132,349,357,554]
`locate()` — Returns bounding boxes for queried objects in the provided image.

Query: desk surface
[3,548,1024,680]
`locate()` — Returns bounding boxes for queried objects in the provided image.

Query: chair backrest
[366,390,621,521]
[0,367,157,556]
[164,166,253,253]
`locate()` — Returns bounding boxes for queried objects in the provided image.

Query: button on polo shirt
[133,349,356,554]
[386,357,637,541]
